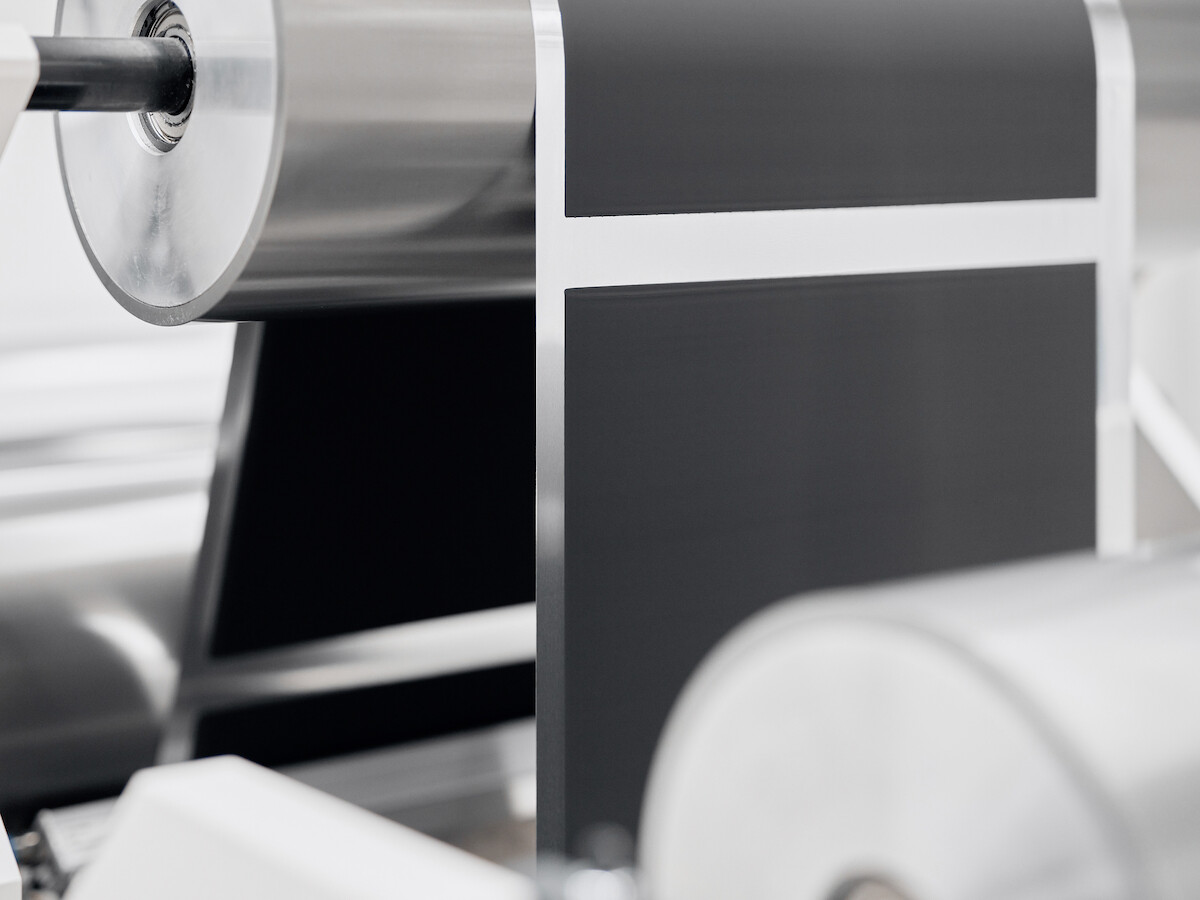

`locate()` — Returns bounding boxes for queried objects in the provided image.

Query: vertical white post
[1087,0,1137,556]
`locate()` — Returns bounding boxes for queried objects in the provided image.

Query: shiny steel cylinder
[55,0,535,325]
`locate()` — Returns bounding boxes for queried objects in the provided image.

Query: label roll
[642,550,1200,900]
[55,0,534,325]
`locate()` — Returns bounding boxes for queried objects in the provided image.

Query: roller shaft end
[27,36,193,115]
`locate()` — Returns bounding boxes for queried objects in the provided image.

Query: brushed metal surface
[55,0,534,325]
[0,328,231,826]
[0,534,191,824]
[1121,0,1200,266]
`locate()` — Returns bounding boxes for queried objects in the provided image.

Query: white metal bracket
[0,24,37,165]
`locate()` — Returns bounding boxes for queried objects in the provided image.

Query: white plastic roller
[642,550,1200,900]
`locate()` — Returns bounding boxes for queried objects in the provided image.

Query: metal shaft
[28,36,193,114]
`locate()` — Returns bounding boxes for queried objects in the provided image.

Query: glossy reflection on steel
[55,0,535,325]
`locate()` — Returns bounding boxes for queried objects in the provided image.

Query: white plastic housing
[66,756,534,900]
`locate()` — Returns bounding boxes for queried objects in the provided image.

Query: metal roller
[642,550,1200,900]
[53,0,535,325]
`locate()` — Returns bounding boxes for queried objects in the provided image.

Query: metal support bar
[28,36,193,114]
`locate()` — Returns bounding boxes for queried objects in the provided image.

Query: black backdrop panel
[560,266,1096,847]
[209,300,534,657]
[559,0,1097,216]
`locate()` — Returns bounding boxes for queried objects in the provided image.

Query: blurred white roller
[642,549,1200,900]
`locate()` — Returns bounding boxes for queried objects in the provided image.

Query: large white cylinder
[642,550,1200,900]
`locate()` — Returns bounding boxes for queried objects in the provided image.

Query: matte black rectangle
[556,266,1096,848]
[560,0,1097,216]
[210,301,534,657]
[193,662,535,768]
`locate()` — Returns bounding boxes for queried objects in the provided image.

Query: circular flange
[55,0,282,324]
[132,0,194,153]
